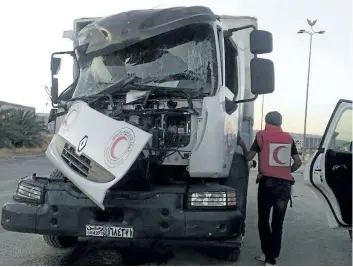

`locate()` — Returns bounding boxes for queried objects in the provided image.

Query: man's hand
[237,134,245,146]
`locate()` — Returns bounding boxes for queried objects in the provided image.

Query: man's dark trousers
[257,176,292,265]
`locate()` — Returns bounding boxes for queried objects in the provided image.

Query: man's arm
[290,139,302,173]
[238,136,258,162]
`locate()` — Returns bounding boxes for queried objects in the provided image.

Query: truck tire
[209,247,241,262]
[43,235,78,248]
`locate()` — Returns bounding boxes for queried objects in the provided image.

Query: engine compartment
[127,112,191,150]
[88,98,197,189]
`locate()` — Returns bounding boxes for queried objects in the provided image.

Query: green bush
[0,107,46,148]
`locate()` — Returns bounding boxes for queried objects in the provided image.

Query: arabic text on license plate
[85,225,134,238]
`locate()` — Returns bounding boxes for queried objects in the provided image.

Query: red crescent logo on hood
[104,127,135,168]
[273,145,288,165]
[110,136,128,159]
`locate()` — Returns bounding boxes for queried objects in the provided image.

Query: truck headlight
[14,181,45,204]
[188,191,236,208]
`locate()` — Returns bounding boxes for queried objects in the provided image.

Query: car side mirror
[250,58,275,95]
[250,30,273,54]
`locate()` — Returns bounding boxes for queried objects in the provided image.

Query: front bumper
[1,187,244,245]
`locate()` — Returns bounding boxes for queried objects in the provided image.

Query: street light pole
[298,19,325,159]
[303,34,312,157]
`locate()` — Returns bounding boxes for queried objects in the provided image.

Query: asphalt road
[0,156,351,266]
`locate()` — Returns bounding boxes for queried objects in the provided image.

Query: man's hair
[265,111,282,126]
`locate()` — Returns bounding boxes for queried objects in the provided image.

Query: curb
[0,153,46,161]
[13,153,46,159]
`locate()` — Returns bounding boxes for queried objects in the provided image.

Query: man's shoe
[265,262,276,266]
[255,253,266,262]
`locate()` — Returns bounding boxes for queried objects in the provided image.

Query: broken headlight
[188,191,236,208]
[14,180,46,204]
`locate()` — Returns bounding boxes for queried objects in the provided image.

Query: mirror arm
[51,100,67,110]
[224,24,257,38]
[48,110,68,124]
[233,94,258,104]
[52,51,75,57]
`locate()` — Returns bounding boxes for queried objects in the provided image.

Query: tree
[0,106,46,148]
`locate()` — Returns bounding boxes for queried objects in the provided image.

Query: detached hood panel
[46,101,152,209]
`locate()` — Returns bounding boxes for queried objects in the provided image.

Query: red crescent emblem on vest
[273,145,288,165]
[110,136,128,159]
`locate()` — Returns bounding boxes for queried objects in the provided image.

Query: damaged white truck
[1,6,274,261]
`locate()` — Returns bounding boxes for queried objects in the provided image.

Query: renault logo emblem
[78,135,88,153]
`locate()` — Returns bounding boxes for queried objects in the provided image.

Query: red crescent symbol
[273,145,287,164]
[110,136,127,159]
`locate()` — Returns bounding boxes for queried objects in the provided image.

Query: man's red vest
[256,124,294,182]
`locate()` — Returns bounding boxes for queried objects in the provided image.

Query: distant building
[36,112,63,134]
[253,129,323,153]
[0,101,35,113]
[36,113,49,123]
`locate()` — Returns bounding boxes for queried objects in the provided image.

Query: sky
[0,0,352,136]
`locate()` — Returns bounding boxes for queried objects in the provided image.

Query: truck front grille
[61,143,91,177]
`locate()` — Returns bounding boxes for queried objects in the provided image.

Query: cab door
[304,99,352,230]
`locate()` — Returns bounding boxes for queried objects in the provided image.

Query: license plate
[85,225,134,238]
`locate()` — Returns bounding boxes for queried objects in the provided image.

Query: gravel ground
[0,156,351,265]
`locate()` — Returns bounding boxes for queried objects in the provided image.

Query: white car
[304,99,352,239]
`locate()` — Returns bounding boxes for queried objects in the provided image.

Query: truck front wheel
[43,235,78,248]
[219,247,241,262]
[207,246,241,262]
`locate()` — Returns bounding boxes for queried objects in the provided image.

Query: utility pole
[298,19,325,159]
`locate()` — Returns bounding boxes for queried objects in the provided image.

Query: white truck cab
[2,6,275,262]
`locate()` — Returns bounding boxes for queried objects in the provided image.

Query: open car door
[304,99,352,233]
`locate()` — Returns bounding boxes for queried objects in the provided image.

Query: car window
[329,108,352,152]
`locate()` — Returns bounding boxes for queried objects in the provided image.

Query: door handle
[314,169,321,172]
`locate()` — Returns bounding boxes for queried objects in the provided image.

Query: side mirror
[51,78,59,104]
[51,57,62,76]
[250,58,275,95]
[250,30,273,54]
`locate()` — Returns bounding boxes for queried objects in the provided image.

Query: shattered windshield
[72,24,217,98]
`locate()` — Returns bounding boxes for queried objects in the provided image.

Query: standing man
[238,111,302,266]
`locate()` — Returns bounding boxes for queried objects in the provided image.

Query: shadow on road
[57,240,176,266]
